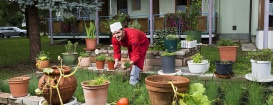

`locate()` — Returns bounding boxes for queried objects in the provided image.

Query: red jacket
[112,28,149,69]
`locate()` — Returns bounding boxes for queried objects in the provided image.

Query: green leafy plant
[124,62,131,70]
[165,34,178,40]
[185,36,193,41]
[84,21,96,39]
[169,82,212,105]
[216,39,236,46]
[161,51,176,56]
[36,51,50,60]
[106,57,115,62]
[79,51,89,57]
[95,54,106,61]
[65,40,78,54]
[86,74,109,86]
[191,53,203,63]
[128,20,142,30]
[219,60,232,64]
[247,49,273,61]
[267,94,273,105]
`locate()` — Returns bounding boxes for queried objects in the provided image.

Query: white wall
[217,0,250,34]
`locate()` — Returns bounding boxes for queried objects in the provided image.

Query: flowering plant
[36,51,50,61]
[165,0,201,32]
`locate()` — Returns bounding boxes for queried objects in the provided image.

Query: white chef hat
[110,22,122,33]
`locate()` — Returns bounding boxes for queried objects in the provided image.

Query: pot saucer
[158,69,183,75]
[245,73,273,82]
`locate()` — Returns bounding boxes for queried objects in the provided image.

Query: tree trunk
[27,5,41,64]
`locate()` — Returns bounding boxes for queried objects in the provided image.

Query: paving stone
[8,96,24,105]
[0,92,10,104]
[22,96,43,105]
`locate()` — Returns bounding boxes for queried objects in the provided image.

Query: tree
[11,0,103,64]
[0,1,23,26]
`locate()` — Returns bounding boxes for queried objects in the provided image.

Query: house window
[132,0,141,10]
[176,0,190,12]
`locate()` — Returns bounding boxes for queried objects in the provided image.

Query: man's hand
[114,59,120,69]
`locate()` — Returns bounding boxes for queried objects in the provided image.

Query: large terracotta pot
[81,81,110,105]
[145,75,190,105]
[218,46,238,62]
[8,76,30,98]
[38,66,77,105]
[85,38,96,50]
[36,60,50,72]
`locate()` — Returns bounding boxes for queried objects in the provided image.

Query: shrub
[247,49,273,61]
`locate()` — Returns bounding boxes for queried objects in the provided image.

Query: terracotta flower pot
[36,60,50,72]
[85,38,96,50]
[38,66,77,105]
[218,46,238,62]
[145,75,190,105]
[107,61,115,70]
[8,76,30,98]
[96,60,105,69]
[81,81,110,105]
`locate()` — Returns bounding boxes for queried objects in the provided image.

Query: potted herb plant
[246,49,273,81]
[215,60,234,78]
[95,54,106,70]
[181,36,197,48]
[187,53,210,74]
[161,51,176,73]
[81,74,110,105]
[217,39,238,62]
[78,51,90,67]
[84,21,96,50]
[164,34,179,52]
[36,56,79,105]
[8,75,30,98]
[36,51,50,72]
[106,57,115,70]
[62,40,78,66]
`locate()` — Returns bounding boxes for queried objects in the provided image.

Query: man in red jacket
[110,22,149,85]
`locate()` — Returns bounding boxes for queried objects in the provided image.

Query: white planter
[187,60,210,74]
[78,57,90,67]
[250,59,271,80]
[181,40,197,48]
